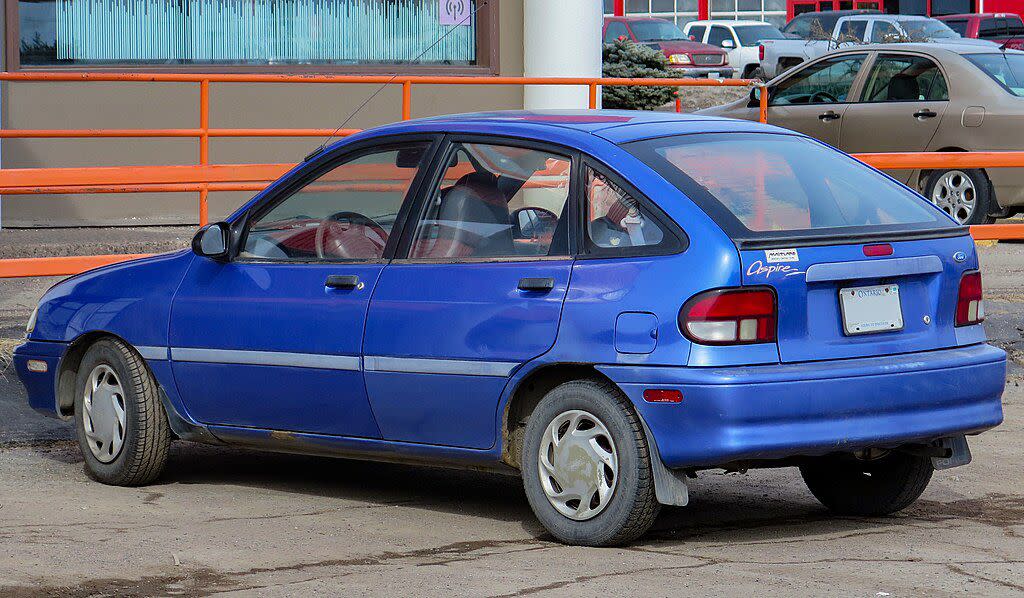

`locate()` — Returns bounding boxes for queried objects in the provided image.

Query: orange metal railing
[0,73,1020,279]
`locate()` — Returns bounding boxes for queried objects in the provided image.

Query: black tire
[73,338,171,486]
[923,168,995,225]
[521,379,659,546]
[800,452,934,516]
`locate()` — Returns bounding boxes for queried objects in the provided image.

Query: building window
[12,0,495,72]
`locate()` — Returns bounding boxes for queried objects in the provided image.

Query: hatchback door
[767,53,869,147]
[840,52,949,184]
[169,137,437,436]
[362,137,576,449]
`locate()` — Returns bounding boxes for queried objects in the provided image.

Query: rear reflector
[680,287,777,345]
[863,243,893,257]
[956,271,984,327]
[643,389,683,403]
[759,44,765,60]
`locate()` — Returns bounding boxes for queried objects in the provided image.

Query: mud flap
[637,413,689,507]
[932,435,972,470]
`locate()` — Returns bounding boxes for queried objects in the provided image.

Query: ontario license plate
[839,284,903,335]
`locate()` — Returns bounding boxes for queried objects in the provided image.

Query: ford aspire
[14,111,1006,546]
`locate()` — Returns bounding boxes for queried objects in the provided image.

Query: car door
[169,136,438,436]
[362,137,577,449]
[767,53,868,146]
[839,52,949,184]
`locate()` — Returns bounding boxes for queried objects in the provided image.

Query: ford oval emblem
[953,251,967,263]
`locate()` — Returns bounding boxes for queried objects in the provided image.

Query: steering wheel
[810,90,839,104]
[315,211,388,259]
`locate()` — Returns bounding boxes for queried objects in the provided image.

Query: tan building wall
[0,1,525,227]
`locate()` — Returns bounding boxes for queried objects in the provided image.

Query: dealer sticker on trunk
[765,248,799,263]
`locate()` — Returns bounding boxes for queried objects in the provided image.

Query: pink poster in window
[439,0,471,26]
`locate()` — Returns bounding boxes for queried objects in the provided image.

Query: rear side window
[584,165,675,255]
[965,53,1024,97]
[861,54,948,102]
[623,133,950,241]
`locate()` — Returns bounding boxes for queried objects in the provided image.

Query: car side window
[584,165,668,253]
[408,142,572,260]
[838,19,867,42]
[707,26,732,47]
[240,142,430,261]
[870,21,901,43]
[861,55,948,102]
[605,21,630,43]
[771,54,866,105]
[687,25,707,42]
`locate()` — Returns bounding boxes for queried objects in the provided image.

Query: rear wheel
[924,168,994,225]
[74,338,171,486]
[521,379,659,546]
[800,451,933,516]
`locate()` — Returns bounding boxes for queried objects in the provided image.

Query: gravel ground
[0,235,1022,595]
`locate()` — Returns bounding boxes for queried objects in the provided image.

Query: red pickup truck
[603,16,735,78]
[936,13,1024,49]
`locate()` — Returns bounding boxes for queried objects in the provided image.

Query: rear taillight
[955,271,984,327]
[759,44,765,60]
[680,287,777,345]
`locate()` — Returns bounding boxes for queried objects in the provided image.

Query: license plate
[839,284,903,335]
[706,72,720,79]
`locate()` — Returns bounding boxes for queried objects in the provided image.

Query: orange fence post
[588,83,598,110]
[199,79,210,226]
[402,81,412,120]
[758,85,768,124]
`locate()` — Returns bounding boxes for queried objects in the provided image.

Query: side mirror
[749,85,772,107]
[688,34,696,41]
[722,39,735,48]
[192,222,230,260]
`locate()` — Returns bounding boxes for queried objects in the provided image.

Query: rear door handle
[914,109,937,119]
[518,277,555,292]
[818,110,841,122]
[326,275,362,290]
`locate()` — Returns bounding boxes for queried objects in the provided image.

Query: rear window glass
[966,53,1024,97]
[624,133,951,241]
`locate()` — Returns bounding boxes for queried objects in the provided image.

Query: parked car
[682,19,786,79]
[14,111,1005,546]
[603,16,735,78]
[937,13,1024,50]
[781,8,881,39]
[761,14,993,78]
[702,43,1024,224]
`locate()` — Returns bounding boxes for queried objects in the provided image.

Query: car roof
[792,9,881,17]
[605,16,672,23]
[938,13,1019,19]
[686,20,769,27]
[331,110,792,149]
[829,41,1024,56]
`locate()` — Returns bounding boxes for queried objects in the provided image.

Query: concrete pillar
[523,0,603,110]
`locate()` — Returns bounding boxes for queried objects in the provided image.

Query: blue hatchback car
[14,111,1006,546]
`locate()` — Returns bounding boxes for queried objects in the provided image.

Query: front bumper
[12,339,66,418]
[600,344,1006,469]
[668,65,736,78]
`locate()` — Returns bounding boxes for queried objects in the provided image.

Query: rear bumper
[599,344,1006,469]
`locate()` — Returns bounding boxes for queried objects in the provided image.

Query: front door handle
[326,274,362,290]
[818,110,841,122]
[914,109,937,119]
[518,277,555,293]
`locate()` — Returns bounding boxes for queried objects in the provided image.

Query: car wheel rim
[931,170,977,225]
[537,409,618,521]
[82,364,127,463]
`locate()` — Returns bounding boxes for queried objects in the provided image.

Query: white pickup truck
[760,13,994,79]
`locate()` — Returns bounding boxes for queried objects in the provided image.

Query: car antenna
[304,0,488,163]
[999,36,1020,51]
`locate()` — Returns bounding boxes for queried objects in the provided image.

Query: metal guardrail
[0,73,1019,278]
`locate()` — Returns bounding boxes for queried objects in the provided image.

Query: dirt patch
[0,337,21,376]
[657,85,751,114]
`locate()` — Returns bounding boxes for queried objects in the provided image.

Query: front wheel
[74,338,171,486]
[924,168,994,225]
[800,451,934,516]
[520,379,659,546]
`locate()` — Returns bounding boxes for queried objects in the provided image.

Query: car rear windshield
[624,133,952,243]
[735,25,785,46]
[965,53,1024,96]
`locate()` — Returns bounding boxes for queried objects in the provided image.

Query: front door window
[771,54,867,105]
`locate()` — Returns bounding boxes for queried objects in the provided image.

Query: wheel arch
[55,331,150,418]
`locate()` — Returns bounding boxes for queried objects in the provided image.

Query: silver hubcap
[931,170,977,224]
[82,365,127,463]
[538,410,618,521]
